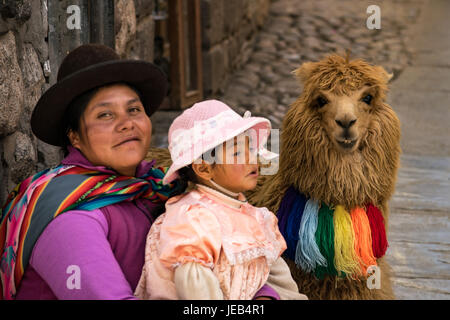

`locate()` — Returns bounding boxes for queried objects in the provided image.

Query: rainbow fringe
[277,187,388,280]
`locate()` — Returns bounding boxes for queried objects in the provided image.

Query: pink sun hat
[163,100,278,184]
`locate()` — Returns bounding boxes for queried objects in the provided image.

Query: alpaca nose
[335,118,356,129]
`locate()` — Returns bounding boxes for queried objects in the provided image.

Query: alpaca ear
[374,66,393,83]
[293,61,316,84]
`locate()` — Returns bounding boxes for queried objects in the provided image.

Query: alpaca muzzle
[337,138,357,149]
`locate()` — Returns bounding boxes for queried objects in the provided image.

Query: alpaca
[249,54,401,299]
[147,54,401,300]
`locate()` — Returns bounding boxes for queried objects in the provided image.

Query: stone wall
[0,0,51,205]
[115,0,155,62]
[201,0,271,96]
[0,0,156,204]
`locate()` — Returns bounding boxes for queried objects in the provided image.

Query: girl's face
[209,135,259,193]
[69,84,152,176]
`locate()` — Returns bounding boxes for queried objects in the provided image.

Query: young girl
[135,100,307,300]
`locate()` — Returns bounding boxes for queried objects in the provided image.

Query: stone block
[115,0,137,58]
[0,0,32,24]
[36,139,63,170]
[0,16,9,34]
[21,44,45,90]
[133,0,154,20]
[128,14,155,61]
[19,44,45,135]
[256,95,278,113]
[0,31,24,138]
[253,0,270,28]
[236,19,252,46]
[22,0,48,64]
[202,44,225,94]
[201,0,224,48]
[3,131,37,185]
[235,39,253,68]
[223,0,240,35]
[42,0,48,37]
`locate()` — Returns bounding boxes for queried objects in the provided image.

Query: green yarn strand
[314,203,338,279]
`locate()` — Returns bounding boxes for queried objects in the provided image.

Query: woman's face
[69,84,152,176]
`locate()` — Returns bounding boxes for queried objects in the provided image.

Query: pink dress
[135,184,287,300]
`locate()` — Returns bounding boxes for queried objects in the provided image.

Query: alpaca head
[294,54,393,154]
[281,54,401,208]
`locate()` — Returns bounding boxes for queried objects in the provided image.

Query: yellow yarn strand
[333,205,361,277]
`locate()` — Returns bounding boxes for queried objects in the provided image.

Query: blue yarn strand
[284,191,307,260]
[295,199,327,272]
[276,186,298,236]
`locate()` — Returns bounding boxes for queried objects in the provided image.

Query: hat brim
[31,60,168,146]
[162,117,273,185]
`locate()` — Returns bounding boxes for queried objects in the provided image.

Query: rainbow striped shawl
[0,164,185,299]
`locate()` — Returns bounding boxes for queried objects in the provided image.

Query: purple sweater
[15,147,279,300]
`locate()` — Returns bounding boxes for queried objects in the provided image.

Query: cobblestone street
[216,0,422,128]
[152,0,449,299]
[152,0,423,144]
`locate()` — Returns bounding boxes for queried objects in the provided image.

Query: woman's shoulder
[30,209,109,264]
[45,208,109,235]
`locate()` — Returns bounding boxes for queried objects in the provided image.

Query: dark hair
[60,82,145,156]
[60,87,99,156]
[177,148,217,185]
[178,165,199,183]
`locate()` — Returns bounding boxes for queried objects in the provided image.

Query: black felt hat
[31,43,168,146]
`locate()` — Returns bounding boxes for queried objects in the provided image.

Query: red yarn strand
[365,204,388,258]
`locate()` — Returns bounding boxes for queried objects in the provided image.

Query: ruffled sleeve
[158,204,222,269]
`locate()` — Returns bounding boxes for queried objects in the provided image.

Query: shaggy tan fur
[146,54,401,300]
[147,147,172,167]
[249,54,401,299]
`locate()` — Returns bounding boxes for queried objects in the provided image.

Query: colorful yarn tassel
[294,199,327,272]
[351,207,377,275]
[284,191,307,260]
[365,204,388,258]
[314,203,338,279]
[279,186,388,280]
[276,186,298,236]
[333,205,360,277]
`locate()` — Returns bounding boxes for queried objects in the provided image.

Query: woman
[0,44,281,300]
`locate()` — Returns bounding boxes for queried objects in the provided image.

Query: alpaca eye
[362,94,373,105]
[316,96,328,108]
